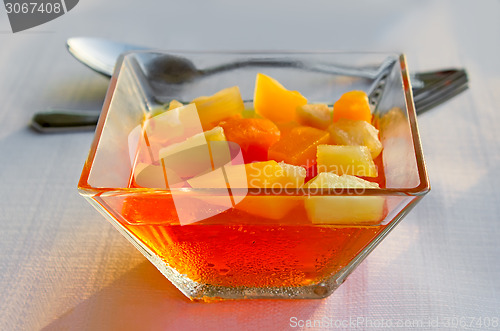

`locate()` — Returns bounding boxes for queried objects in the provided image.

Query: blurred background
[0,0,499,330]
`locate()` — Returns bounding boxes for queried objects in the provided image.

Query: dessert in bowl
[78,51,429,301]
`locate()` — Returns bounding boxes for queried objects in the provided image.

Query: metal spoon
[31,38,469,132]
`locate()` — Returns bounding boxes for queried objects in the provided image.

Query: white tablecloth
[1,0,499,330]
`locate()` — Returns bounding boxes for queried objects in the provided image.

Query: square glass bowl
[78,51,429,302]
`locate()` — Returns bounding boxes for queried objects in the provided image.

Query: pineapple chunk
[149,100,185,117]
[191,86,245,130]
[254,73,307,123]
[188,160,306,219]
[159,126,229,179]
[317,144,377,177]
[328,119,383,158]
[167,99,184,111]
[236,161,306,219]
[304,172,384,224]
[296,103,332,130]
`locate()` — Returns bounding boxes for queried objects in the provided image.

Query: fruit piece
[241,161,306,219]
[158,126,230,179]
[304,172,384,224]
[268,126,330,167]
[219,118,280,162]
[254,73,307,123]
[191,86,245,130]
[167,99,184,111]
[333,90,372,123]
[159,126,226,158]
[188,160,306,219]
[188,160,306,189]
[317,144,377,177]
[328,119,383,158]
[150,100,185,117]
[245,160,306,188]
[275,121,300,138]
[296,103,332,130]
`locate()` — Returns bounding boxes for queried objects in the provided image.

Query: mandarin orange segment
[219,118,280,163]
[268,126,330,167]
[254,73,307,123]
[333,90,372,123]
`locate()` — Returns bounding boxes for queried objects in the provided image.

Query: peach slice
[254,73,307,123]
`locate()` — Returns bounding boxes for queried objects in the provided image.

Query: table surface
[1,0,499,330]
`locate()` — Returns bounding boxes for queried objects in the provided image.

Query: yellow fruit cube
[191,86,245,130]
[167,99,184,111]
[158,126,228,179]
[254,73,307,123]
[236,160,306,219]
[296,103,332,130]
[189,160,305,219]
[317,144,377,177]
[328,119,383,158]
[304,172,384,224]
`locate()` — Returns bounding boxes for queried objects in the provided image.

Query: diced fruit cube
[188,160,306,219]
[187,160,306,189]
[160,126,226,158]
[296,103,332,130]
[317,144,377,177]
[150,100,185,117]
[219,118,280,162]
[167,99,184,111]
[254,73,307,123]
[304,172,384,224]
[268,126,330,167]
[333,90,372,123]
[245,160,306,188]
[275,121,300,138]
[242,161,306,219]
[191,86,245,130]
[328,119,383,158]
[158,126,229,179]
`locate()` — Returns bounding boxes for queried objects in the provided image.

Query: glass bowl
[78,51,429,302]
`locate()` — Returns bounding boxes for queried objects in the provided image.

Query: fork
[30,68,468,133]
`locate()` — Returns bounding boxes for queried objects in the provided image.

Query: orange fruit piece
[333,90,372,123]
[268,126,330,167]
[219,118,281,163]
[254,73,307,123]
